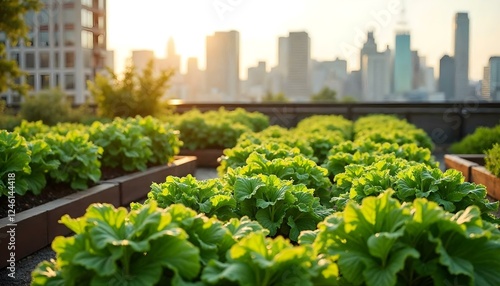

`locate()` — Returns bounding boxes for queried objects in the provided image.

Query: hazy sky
[107,0,500,80]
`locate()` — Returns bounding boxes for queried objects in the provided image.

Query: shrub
[18,89,73,125]
[450,124,500,154]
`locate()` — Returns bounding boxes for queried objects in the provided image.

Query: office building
[284,31,311,102]
[439,55,455,101]
[486,57,500,101]
[454,12,470,100]
[393,32,412,94]
[1,0,110,105]
[362,47,392,101]
[205,30,240,102]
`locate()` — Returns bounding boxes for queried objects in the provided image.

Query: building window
[55,74,60,87]
[65,73,75,90]
[98,0,104,9]
[83,49,92,68]
[40,74,50,89]
[97,34,105,48]
[25,32,34,47]
[10,52,20,66]
[81,30,93,49]
[97,15,104,29]
[38,30,49,46]
[81,0,92,7]
[81,9,93,28]
[26,74,35,90]
[0,33,6,45]
[25,53,35,69]
[63,8,74,25]
[40,52,50,68]
[65,52,74,68]
[54,52,59,68]
[63,30,75,46]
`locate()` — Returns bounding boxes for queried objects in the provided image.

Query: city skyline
[108,0,500,80]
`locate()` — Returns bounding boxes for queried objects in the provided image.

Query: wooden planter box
[444,154,499,200]
[0,156,197,269]
[0,183,119,269]
[444,154,485,181]
[471,166,500,201]
[179,149,224,168]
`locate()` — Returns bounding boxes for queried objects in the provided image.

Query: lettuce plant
[144,175,236,220]
[202,231,328,286]
[218,141,303,175]
[485,143,500,177]
[89,119,152,171]
[0,130,31,195]
[224,174,332,241]
[230,153,333,206]
[126,116,182,165]
[303,190,500,286]
[31,203,201,286]
[43,131,103,190]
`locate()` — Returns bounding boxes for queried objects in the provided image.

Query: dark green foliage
[450,124,500,154]
[43,131,102,190]
[172,108,269,150]
[19,89,73,125]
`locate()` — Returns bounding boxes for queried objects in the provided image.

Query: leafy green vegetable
[202,231,322,286]
[144,175,236,220]
[21,140,59,194]
[0,130,31,195]
[89,118,152,171]
[229,153,333,206]
[43,131,103,190]
[224,174,332,240]
[31,202,201,286]
[485,143,500,177]
[304,190,500,286]
[171,108,268,150]
[126,116,182,165]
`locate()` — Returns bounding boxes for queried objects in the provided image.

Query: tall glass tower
[394,32,412,94]
[454,12,470,100]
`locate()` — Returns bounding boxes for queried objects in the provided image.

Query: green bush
[172,108,269,150]
[450,124,500,154]
[18,89,73,125]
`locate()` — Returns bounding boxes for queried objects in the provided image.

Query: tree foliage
[88,59,174,118]
[19,88,73,125]
[311,87,337,102]
[0,0,41,95]
[262,91,289,102]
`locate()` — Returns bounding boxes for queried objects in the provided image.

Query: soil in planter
[0,167,134,219]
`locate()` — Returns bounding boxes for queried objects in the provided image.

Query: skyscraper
[393,32,412,94]
[285,31,311,101]
[454,12,470,100]
[165,37,181,73]
[362,47,391,101]
[360,31,378,72]
[1,0,110,105]
[439,55,455,101]
[488,57,500,101]
[205,30,240,102]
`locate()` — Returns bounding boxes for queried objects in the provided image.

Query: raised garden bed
[179,149,223,168]
[0,156,196,269]
[444,154,499,200]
